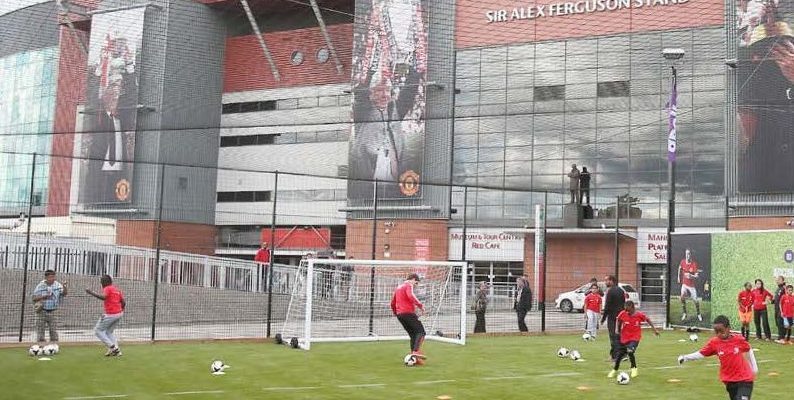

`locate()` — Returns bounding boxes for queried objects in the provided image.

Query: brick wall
[47,26,88,217]
[728,216,794,231]
[223,24,352,92]
[116,220,218,255]
[524,233,638,300]
[345,219,448,261]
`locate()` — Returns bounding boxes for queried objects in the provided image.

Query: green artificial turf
[4,333,793,400]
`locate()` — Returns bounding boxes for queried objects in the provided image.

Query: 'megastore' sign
[486,0,690,22]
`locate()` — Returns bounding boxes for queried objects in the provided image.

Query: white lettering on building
[485,0,690,23]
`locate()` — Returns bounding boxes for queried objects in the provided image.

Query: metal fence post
[462,186,469,294]
[266,171,278,338]
[150,163,166,341]
[18,153,36,342]
[368,180,378,336]
[540,191,548,333]
[615,196,621,281]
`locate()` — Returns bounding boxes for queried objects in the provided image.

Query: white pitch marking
[704,359,773,367]
[165,390,225,396]
[263,386,321,391]
[415,380,457,385]
[539,372,582,378]
[653,366,681,370]
[64,396,128,400]
[482,376,527,380]
[338,383,386,388]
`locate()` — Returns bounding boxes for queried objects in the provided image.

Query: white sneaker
[697,314,703,322]
[681,313,687,321]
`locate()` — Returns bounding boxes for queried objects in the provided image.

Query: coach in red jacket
[391,273,427,364]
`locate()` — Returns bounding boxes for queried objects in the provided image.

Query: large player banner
[348,0,428,200]
[736,0,794,193]
[77,7,144,204]
[668,234,712,328]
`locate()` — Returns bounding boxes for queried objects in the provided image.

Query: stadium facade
[1,0,793,300]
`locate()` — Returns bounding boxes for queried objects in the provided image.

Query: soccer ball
[582,333,592,341]
[616,371,631,385]
[28,345,42,357]
[689,333,699,342]
[404,354,418,366]
[570,350,582,361]
[557,347,570,358]
[42,345,56,356]
[210,360,225,373]
[51,344,59,354]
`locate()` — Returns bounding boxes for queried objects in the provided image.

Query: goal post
[279,259,468,350]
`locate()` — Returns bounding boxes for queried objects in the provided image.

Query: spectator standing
[514,277,532,332]
[474,281,488,333]
[31,270,67,345]
[751,279,773,341]
[255,242,271,291]
[773,276,787,344]
[567,164,581,204]
[579,167,591,205]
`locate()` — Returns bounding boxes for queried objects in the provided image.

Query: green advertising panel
[711,231,794,329]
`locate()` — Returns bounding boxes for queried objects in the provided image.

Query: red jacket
[255,248,271,264]
[751,288,773,311]
[391,282,423,315]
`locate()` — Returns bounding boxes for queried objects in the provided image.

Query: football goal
[279,259,468,350]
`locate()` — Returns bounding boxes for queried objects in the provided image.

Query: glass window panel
[477,162,504,176]
[478,133,505,148]
[478,148,505,162]
[504,161,530,176]
[504,176,532,189]
[532,158,570,179]
[505,145,533,160]
[533,144,564,161]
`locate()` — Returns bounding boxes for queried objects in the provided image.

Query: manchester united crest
[115,179,131,201]
[399,170,420,196]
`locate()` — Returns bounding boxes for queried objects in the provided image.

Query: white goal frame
[288,259,468,350]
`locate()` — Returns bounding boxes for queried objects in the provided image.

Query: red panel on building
[455,0,725,48]
[261,227,332,250]
[48,26,88,216]
[223,24,353,92]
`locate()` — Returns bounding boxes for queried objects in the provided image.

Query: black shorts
[621,340,640,353]
[725,381,753,400]
[396,313,425,336]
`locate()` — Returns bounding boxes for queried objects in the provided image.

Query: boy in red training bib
[737,282,754,341]
[85,275,126,356]
[583,284,602,339]
[678,315,758,400]
[608,300,660,379]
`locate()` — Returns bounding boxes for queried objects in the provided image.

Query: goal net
[279,259,467,350]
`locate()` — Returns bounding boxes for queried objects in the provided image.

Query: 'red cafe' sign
[448,228,525,262]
